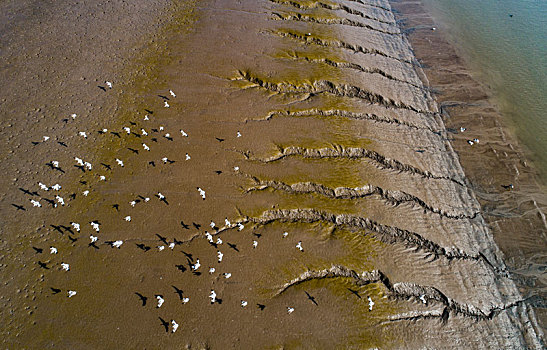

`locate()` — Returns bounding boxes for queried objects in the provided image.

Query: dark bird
[111,131,121,138]
[348,288,361,299]
[51,225,64,234]
[98,85,107,92]
[181,251,193,261]
[101,163,112,170]
[149,161,156,167]
[215,137,225,142]
[135,292,148,306]
[180,220,190,229]
[38,261,49,269]
[215,170,222,175]
[136,243,151,252]
[12,204,25,211]
[415,149,425,153]
[501,184,514,190]
[58,141,68,147]
[159,317,169,333]
[128,148,139,154]
[68,235,78,243]
[50,287,61,294]
[32,247,43,254]
[175,264,187,272]
[112,204,119,211]
[156,234,168,245]
[62,118,69,123]
[192,222,201,230]
[508,14,513,18]
[305,291,318,306]
[172,285,184,300]
[227,242,239,252]
[257,303,266,311]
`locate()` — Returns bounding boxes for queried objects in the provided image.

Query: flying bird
[296,241,303,252]
[209,290,217,304]
[169,90,176,98]
[368,296,375,311]
[171,320,179,333]
[67,290,77,298]
[156,295,164,308]
[61,263,70,271]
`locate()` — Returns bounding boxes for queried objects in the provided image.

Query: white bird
[253,240,258,248]
[164,133,170,139]
[158,245,165,251]
[216,238,222,245]
[368,296,375,311]
[31,199,41,207]
[124,216,131,222]
[75,157,84,166]
[287,307,294,314]
[209,267,215,274]
[157,192,165,200]
[116,158,124,167]
[112,240,123,248]
[52,161,60,168]
[84,162,92,170]
[210,221,216,229]
[90,235,98,243]
[420,295,427,304]
[55,196,65,206]
[169,242,175,249]
[141,128,148,136]
[164,101,170,108]
[185,153,191,160]
[123,127,131,134]
[171,320,179,333]
[237,223,244,231]
[205,232,213,243]
[473,138,480,143]
[225,218,231,226]
[67,290,77,298]
[106,81,113,89]
[83,190,89,196]
[43,136,50,141]
[156,295,164,308]
[143,143,150,151]
[90,222,100,232]
[162,157,168,164]
[61,263,70,271]
[182,297,189,304]
[180,129,188,137]
[144,197,150,202]
[39,183,49,191]
[283,231,288,238]
[72,222,80,232]
[99,175,106,181]
[460,127,466,132]
[130,200,136,207]
[467,140,474,145]
[192,259,201,271]
[169,90,176,98]
[102,128,108,133]
[224,273,231,279]
[209,290,217,304]
[144,115,150,121]
[79,131,87,138]
[234,166,240,171]
[159,126,164,131]
[237,131,242,138]
[50,246,58,254]
[296,241,303,252]
[51,184,61,190]
[217,251,223,262]
[197,187,206,199]
[241,300,248,307]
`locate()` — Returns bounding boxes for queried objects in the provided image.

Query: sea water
[420,0,547,183]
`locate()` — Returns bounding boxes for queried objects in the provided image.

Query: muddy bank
[0,0,544,348]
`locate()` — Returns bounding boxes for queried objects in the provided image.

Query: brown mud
[0,0,544,348]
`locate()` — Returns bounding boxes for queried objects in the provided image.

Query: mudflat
[0,0,544,348]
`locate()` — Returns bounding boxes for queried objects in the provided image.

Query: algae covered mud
[0,0,544,348]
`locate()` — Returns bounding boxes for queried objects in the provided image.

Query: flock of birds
[14,80,360,336]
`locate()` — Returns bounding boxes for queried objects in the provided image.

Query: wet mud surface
[0,0,544,348]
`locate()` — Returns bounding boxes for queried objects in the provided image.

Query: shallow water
[420,0,547,183]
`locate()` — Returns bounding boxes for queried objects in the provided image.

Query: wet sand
[0,0,544,348]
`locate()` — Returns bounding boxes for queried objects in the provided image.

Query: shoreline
[390,0,547,332]
[1,0,544,347]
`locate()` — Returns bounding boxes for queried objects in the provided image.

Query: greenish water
[421,0,547,183]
